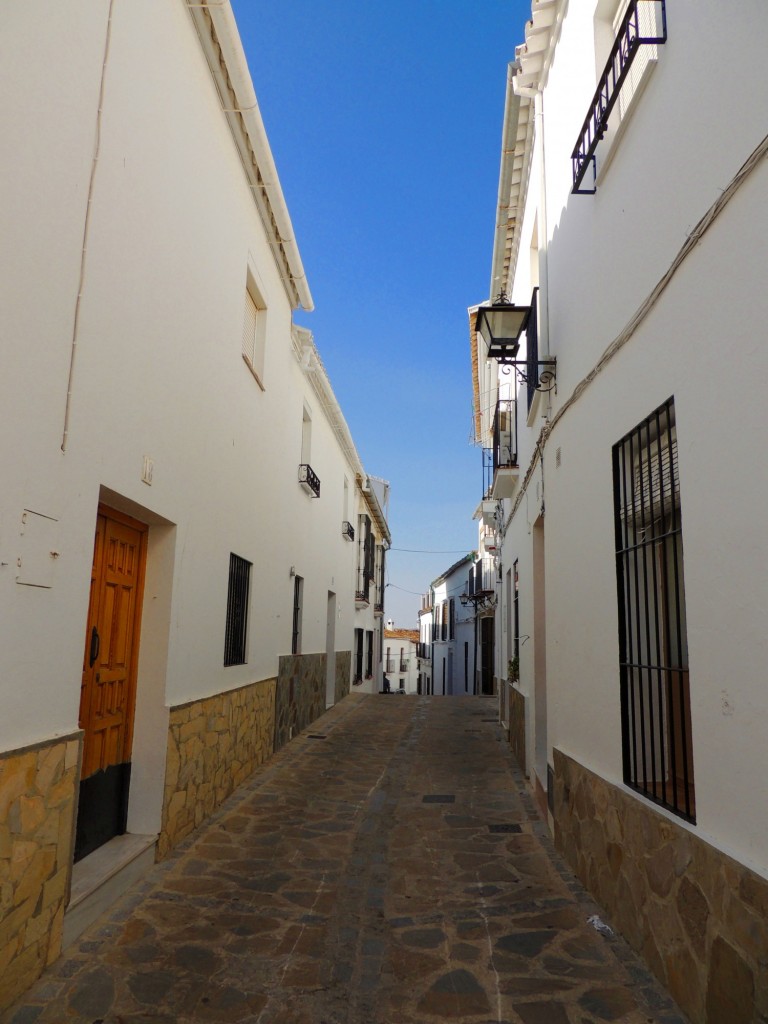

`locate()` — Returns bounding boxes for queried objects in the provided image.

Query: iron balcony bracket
[499,357,557,395]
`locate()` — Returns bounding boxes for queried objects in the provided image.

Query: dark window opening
[224,553,251,666]
[613,396,694,821]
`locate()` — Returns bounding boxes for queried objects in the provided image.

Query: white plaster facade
[383,623,419,695]
[470,0,768,1015]
[1,0,385,851]
[424,556,475,697]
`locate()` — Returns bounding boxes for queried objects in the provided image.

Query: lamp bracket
[499,358,557,394]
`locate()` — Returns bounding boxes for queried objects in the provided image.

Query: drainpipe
[472,611,478,696]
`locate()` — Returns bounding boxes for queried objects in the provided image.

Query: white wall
[499,0,768,873]
[0,0,368,781]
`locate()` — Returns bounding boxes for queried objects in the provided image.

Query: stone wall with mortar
[334,651,351,705]
[0,733,81,1012]
[274,653,327,751]
[553,748,768,1024]
[158,678,276,859]
[508,686,526,775]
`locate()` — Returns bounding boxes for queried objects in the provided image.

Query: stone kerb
[553,747,768,1024]
[0,732,81,1013]
[158,678,276,859]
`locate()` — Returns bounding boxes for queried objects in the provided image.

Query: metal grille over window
[224,553,251,666]
[613,397,694,821]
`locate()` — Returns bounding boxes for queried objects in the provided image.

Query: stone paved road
[3,695,689,1024]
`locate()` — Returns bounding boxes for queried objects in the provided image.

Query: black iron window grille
[572,0,667,194]
[224,553,251,666]
[291,575,303,655]
[613,397,694,822]
[298,462,321,497]
[525,291,539,411]
[342,520,355,541]
[354,628,364,683]
[356,514,372,602]
[365,630,374,677]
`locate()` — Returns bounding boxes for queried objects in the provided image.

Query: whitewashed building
[417,594,433,695]
[470,0,768,1019]
[383,623,419,694]
[0,1,387,1007]
[352,476,391,694]
[427,555,476,696]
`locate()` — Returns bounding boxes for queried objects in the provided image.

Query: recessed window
[242,274,267,387]
[613,397,694,821]
[224,553,251,666]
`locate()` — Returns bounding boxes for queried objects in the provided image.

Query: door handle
[89,626,100,668]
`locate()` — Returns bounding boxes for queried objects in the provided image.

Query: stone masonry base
[158,678,276,859]
[0,732,81,1013]
[553,748,768,1024]
[508,685,526,775]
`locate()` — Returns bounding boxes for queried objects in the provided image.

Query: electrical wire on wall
[504,130,768,533]
[61,0,116,452]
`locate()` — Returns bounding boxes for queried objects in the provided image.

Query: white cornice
[186,1,313,312]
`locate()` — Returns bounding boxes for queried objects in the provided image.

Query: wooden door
[75,506,147,861]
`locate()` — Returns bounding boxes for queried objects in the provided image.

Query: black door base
[74,762,131,863]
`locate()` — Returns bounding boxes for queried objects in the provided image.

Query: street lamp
[475,292,531,362]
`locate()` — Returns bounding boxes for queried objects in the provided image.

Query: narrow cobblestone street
[4,695,689,1024]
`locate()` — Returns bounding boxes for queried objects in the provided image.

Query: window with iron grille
[224,553,251,666]
[365,630,374,678]
[613,397,694,821]
[354,628,364,682]
[291,575,303,655]
[449,598,455,641]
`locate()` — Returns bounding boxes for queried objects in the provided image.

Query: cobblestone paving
[3,695,690,1024]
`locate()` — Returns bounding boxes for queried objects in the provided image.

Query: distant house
[469,0,768,1020]
[352,477,391,694]
[423,555,475,696]
[383,623,419,694]
[0,1,387,1008]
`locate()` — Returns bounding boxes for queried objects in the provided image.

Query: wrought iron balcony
[399,659,409,672]
[298,463,320,498]
[342,520,355,541]
[490,398,519,499]
[572,0,667,194]
[466,557,496,606]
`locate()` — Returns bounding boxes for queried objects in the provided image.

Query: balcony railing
[417,643,430,659]
[467,557,495,599]
[493,398,517,475]
[482,447,493,500]
[385,657,396,673]
[342,520,355,541]
[572,0,667,194]
[298,463,320,498]
[399,659,409,672]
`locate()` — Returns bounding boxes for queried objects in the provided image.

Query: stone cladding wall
[508,685,526,774]
[274,653,327,751]
[0,733,81,1012]
[553,748,768,1024]
[158,678,276,859]
[334,651,351,705]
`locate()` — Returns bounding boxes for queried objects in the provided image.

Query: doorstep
[63,833,157,949]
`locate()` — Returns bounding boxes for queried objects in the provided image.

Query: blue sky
[231,0,531,627]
